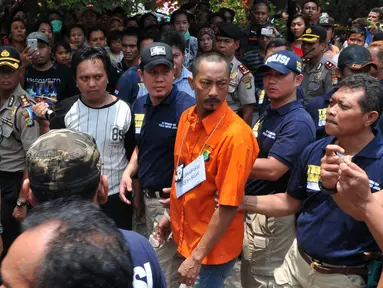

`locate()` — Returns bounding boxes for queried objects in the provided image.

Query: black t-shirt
[24,63,79,102]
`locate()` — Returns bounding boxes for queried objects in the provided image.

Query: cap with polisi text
[140,42,174,71]
[0,46,21,70]
[298,25,327,43]
[27,31,50,46]
[338,45,377,70]
[256,50,303,75]
[217,22,243,40]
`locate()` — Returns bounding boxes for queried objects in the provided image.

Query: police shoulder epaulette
[18,95,32,108]
[238,64,250,75]
[324,61,336,70]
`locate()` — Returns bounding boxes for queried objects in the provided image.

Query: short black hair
[265,38,292,54]
[121,26,139,41]
[192,52,230,78]
[218,7,235,20]
[35,19,53,32]
[139,13,158,28]
[7,17,26,35]
[107,30,122,47]
[125,16,139,27]
[171,9,193,24]
[48,10,63,19]
[52,40,72,54]
[348,27,367,40]
[87,24,106,41]
[256,22,275,37]
[252,0,271,12]
[160,31,186,55]
[340,74,383,119]
[138,26,161,51]
[67,24,85,39]
[302,0,320,9]
[71,46,111,79]
[209,12,226,24]
[371,8,383,20]
[23,199,133,288]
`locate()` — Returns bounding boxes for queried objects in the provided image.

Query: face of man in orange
[189,57,230,118]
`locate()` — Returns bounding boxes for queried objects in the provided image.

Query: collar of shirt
[174,66,191,84]
[144,85,179,107]
[267,100,304,116]
[186,100,230,135]
[320,130,383,160]
[1,84,23,111]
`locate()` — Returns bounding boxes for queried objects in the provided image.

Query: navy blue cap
[257,50,303,75]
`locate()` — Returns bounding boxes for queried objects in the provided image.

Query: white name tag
[176,155,206,198]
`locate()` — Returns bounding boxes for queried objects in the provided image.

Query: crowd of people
[1,0,383,287]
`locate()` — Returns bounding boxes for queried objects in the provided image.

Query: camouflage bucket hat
[27,129,102,192]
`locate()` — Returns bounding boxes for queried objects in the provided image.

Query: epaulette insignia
[324,61,336,70]
[238,64,250,75]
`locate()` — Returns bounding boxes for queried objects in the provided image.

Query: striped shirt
[242,46,265,91]
[137,66,195,99]
[50,95,135,196]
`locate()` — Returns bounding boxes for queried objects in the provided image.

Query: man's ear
[295,73,304,86]
[235,40,240,50]
[188,76,195,90]
[138,69,144,82]
[364,111,380,128]
[96,175,109,205]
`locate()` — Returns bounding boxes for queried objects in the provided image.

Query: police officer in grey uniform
[0,46,39,257]
[299,25,338,104]
[216,22,256,126]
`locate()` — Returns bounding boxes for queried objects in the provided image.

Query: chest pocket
[308,80,321,92]
[0,124,15,149]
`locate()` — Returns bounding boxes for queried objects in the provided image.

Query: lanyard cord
[175,113,227,169]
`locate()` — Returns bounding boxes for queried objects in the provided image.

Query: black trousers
[101,193,132,230]
[0,171,23,260]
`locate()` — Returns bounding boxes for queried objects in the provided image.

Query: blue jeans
[194,258,236,288]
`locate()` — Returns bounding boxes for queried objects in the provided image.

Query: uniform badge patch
[238,64,250,75]
[315,72,322,80]
[8,96,15,107]
[331,70,338,86]
[8,106,17,117]
[242,77,252,89]
[203,150,211,162]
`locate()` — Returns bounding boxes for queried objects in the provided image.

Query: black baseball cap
[217,22,243,40]
[140,42,174,71]
[298,25,327,43]
[0,46,21,70]
[338,46,377,70]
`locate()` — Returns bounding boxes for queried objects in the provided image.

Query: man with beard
[24,32,78,102]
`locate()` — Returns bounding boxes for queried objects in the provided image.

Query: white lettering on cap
[265,54,291,66]
[150,46,166,57]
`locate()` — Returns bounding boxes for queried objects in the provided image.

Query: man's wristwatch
[16,199,28,207]
[318,181,337,195]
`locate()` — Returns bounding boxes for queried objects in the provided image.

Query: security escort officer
[299,25,338,104]
[242,51,315,287]
[216,22,256,126]
[119,42,195,288]
[0,46,39,257]
[242,73,383,287]
[306,45,378,140]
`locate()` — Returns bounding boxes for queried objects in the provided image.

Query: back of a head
[27,129,102,203]
[23,199,133,288]
[160,31,186,54]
